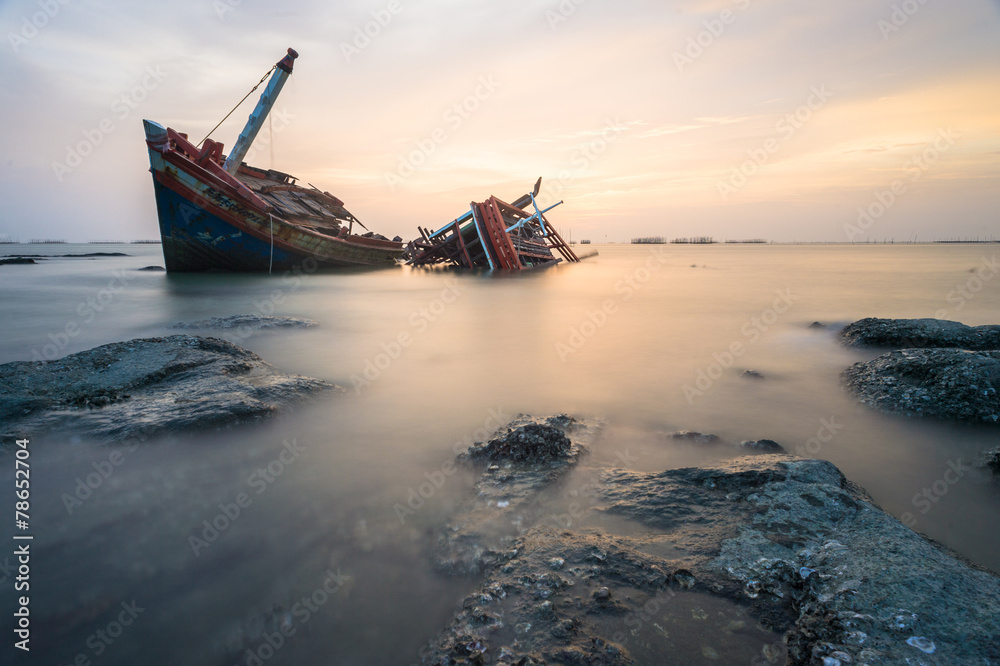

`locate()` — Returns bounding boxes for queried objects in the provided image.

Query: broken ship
[405,178,579,270]
[143,48,403,272]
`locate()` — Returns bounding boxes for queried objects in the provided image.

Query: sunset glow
[2,0,997,242]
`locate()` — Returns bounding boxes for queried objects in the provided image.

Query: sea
[1,242,998,665]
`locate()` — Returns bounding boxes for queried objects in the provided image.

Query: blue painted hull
[152,177,300,272]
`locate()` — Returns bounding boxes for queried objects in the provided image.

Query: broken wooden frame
[406,179,579,270]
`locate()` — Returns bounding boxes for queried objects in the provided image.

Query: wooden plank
[541,214,579,262]
[451,221,473,268]
[493,197,531,221]
[471,204,498,269]
[480,198,521,269]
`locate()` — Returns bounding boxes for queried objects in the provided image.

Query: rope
[198,65,277,147]
[268,213,274,275]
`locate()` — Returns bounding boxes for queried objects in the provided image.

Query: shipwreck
[405,178,580,270]
[143,48,403,272]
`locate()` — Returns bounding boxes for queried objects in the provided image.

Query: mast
[223,48,298,175]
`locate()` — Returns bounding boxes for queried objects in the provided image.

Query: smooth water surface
[1,243,998,665]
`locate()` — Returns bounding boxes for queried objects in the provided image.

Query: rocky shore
[172,314,318,330]
[843,348,1000,423]
[839,317,1000,351]
[0,335,334,443]
[420,415,1000,665]
[841,318,1000,425]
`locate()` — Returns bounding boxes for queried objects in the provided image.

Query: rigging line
[268,111,274,168]
[269,213,274,275]
[197,65,277,147]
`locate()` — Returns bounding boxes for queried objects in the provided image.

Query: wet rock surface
[662,430,720,445]
[602,457,1000,664]
[842,348,1000,423]
[423,419,1000,665]
[0,335,334,442]
[982,447,1000,476]
[840,317,1000,350]
[172,314,318,330]
[739,439,785,453]
[422,528,785,666]
[0,257,37,265]
[461,419,578,465]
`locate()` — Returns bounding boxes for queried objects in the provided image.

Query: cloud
[0,0,997,242]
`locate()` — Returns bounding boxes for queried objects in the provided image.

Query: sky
[0,0,998,243]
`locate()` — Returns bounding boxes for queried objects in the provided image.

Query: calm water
[1,243,999,665]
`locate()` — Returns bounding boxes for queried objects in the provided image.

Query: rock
[742,369,765,380]
[739,439,785,453]
[0,335,334,442]
[172,315,318,330]
[842,348,1000,423]
[840,317,1000,350]
[422,527,783,666]
[138,265,165,271]
[436,415,597,573]
[981,447,1000,475]
[422,421,1000,665]
[598,456,1000,664]
[663,430,721,445]
[460,418,579,465]
[809,321,826,329]
[0,257,37,265]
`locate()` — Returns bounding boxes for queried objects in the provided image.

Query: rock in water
[842,348,1000,423]
[663,430,721,445]
[173,315,318,330]
[0,335,335,442]
[460,419,576,464]
[599,456,1000,663]
[436,414,597,573]
[423,529,670,666]
[981,447,1000,475]
[840,317,1000,350]
[739,439,785,453]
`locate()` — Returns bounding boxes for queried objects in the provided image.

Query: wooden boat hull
[150,175,399,272]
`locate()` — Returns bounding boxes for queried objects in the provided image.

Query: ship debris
[404,178,580,270]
